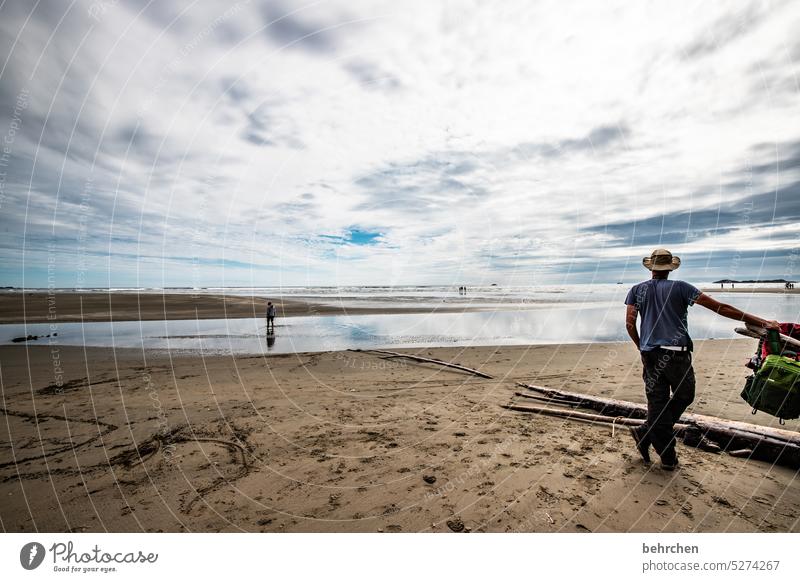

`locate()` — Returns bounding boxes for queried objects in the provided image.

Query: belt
[658,345,690,352]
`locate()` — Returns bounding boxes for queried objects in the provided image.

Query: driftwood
[505,404,732,452]
[513,392,580,407]
[735,327,764,341]
[518,383,800,443]
[504,404,649,428]
[733,327,800,348]
[739,323,800,350]
[351,349,493,379]
[514,382,800,469]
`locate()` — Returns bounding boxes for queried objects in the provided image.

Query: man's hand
[763,319,781,331]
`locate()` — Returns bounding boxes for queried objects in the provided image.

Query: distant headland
[712,279,795,284]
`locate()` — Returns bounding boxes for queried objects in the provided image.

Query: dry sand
[1,339,798,533]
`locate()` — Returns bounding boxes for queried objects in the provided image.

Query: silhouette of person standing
[266,301,277,333]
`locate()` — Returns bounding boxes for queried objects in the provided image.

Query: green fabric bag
[741,355,800,421]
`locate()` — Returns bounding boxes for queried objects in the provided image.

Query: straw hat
[642,248,681,271]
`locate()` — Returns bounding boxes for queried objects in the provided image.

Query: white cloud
[0,0,798,286]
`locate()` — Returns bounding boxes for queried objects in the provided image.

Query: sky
[0,0,798,288]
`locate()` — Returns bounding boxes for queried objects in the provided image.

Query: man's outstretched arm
[695,293,780,329]
[625,304,640,349]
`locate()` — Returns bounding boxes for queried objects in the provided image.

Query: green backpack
[741,355,800,422]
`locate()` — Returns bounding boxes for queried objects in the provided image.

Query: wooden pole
[734,327,763,341]
[513,382,800,468]
[743,323,800,350]
[513,391,580,407]
[517,382,800,445]
[351,349,493,379]
[504,404,645,427]
[503,403,692,432]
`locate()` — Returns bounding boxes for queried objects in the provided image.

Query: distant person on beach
[624,249,779,471]
[266,301,277,333]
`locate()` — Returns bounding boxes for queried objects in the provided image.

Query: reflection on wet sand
[2,292,798,356]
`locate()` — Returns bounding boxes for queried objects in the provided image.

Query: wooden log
[503,403,691,432]
[352,349,493,379]
[735,327,762,341]
[514,382,800,469]
[744,323,800,349]
[504,404,646,427]
[517,382,800,445]
[505,402,799,465]
[517,382,647,419]
[513,391,580,407]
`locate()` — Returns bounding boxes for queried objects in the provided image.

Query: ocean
[2,284,798,355]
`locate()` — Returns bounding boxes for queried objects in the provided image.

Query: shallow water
[2,292,798,355]
[13,281,791,309]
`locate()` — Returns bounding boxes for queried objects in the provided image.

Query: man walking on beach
[624,249,779,470]
[266,301,277,334]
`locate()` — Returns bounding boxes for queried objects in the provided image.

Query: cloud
[509,123,629,160]
[587,180,800,247]
[353,150,490,214]
[678,4,769,60]
[241,104,304,149]
[219,76,251,103]
[258,2,343,53]
[1,0,799,287]
[343,60,402,92]
[748,140,800,175]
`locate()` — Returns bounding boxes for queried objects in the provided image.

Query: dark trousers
[640,349,696,461]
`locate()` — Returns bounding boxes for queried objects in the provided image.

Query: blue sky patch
[319,229,382,246]
[346,229,381,245]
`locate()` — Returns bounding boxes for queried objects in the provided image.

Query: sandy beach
[0,292,482,324]
[2,337,798,533]
[5,4,800,577]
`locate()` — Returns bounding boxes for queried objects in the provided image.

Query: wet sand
[1,338,798,533]
[3,288,795,326]
[0,292,480,324]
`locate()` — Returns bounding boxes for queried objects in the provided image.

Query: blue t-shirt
[624,279,701,352]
